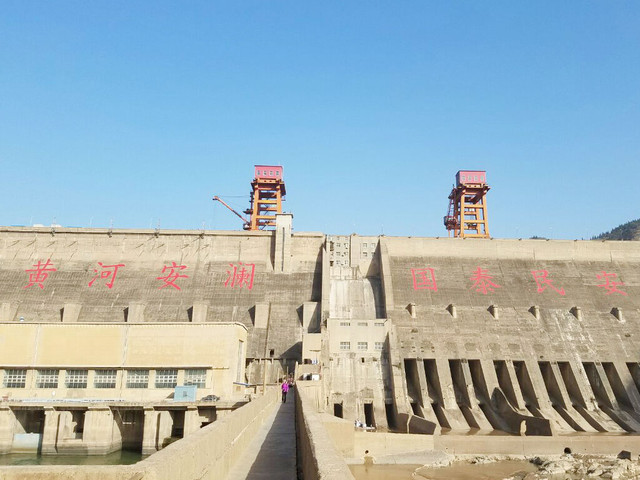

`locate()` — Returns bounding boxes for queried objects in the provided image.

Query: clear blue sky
[1,1,638,239]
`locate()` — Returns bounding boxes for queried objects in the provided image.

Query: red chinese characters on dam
[469,267,501,295]
[596,272,627,296]
[531,270,566,296]
[24,259,57,289]
[411,268,438,291]
[88,262,126,289]
[225,262,256,290]
[156,262,189,290]
[20,261,626,297]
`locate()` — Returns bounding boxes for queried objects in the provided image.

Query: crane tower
[244,165,286,230]
[444,170,490,238]
[213,165,286,231]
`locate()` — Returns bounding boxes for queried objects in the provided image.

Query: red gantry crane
[444,170,491,238]
[213,165,286,231]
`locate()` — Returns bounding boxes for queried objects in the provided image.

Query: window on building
[155,369,178,388]
[357,322,368,326]
[362,252,368,257]
[339,322,350,327]
[375,342,384,351]
[184,369,207,388]
[36,369,59,389]
[362,243,368,248]
[3,369,27,388]
[339,341,350,350]
[374,322,384,327]
[357,342,368,351]
[94,369,117,389]
[126,369,149,389]
[65,369,88,389]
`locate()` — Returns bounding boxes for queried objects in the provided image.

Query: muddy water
[350,460,537,480]
[416,460,537,479]
[349,464,425,480]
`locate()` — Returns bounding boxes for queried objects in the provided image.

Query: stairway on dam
[226,391,296,479]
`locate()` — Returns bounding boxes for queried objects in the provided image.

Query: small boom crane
[212,196,251,230]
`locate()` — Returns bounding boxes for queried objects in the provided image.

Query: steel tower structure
[444,170,490,238]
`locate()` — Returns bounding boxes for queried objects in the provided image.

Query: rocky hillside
[593,219,640,241]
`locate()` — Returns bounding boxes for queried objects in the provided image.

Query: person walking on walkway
[281,379,290,403]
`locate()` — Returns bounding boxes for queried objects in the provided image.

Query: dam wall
[323,235,640,439]
[2,224,640,465]
[380,237,640,435]
[0,225,324,383]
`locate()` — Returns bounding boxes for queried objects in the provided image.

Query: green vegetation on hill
[592,219,640,241]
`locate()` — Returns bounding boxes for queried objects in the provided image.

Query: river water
[0,450,144,466]
[350,460,538,480]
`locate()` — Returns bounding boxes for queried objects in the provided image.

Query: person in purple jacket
[281,379,290,403]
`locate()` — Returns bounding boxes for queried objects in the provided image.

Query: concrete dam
[1,214,640,477]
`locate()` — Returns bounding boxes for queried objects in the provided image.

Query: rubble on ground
[459,453,640,480]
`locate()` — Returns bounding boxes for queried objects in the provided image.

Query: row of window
[334,242,376,250]
[332,251,375,259]
[339,341,384,351]
[257,169,280,176]
[338,322,385,327]
[332,260,349,266]
[2,368,207,389]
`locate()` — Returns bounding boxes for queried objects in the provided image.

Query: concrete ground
[227,391,297,479]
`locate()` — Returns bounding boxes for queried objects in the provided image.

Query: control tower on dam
[1,217,640,458]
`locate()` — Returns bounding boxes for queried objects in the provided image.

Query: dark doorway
[364,403,375,428]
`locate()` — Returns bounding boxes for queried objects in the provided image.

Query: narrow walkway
[227,391,297,479]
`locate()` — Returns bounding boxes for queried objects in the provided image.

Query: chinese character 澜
[24,259,57,289]
[531,270,565,296]
[225,263,255,290]
[596,272,627,296]
[88,262,125,289]
[469,267,501,294]
[411,268,438,291]
[157,262,189,290]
